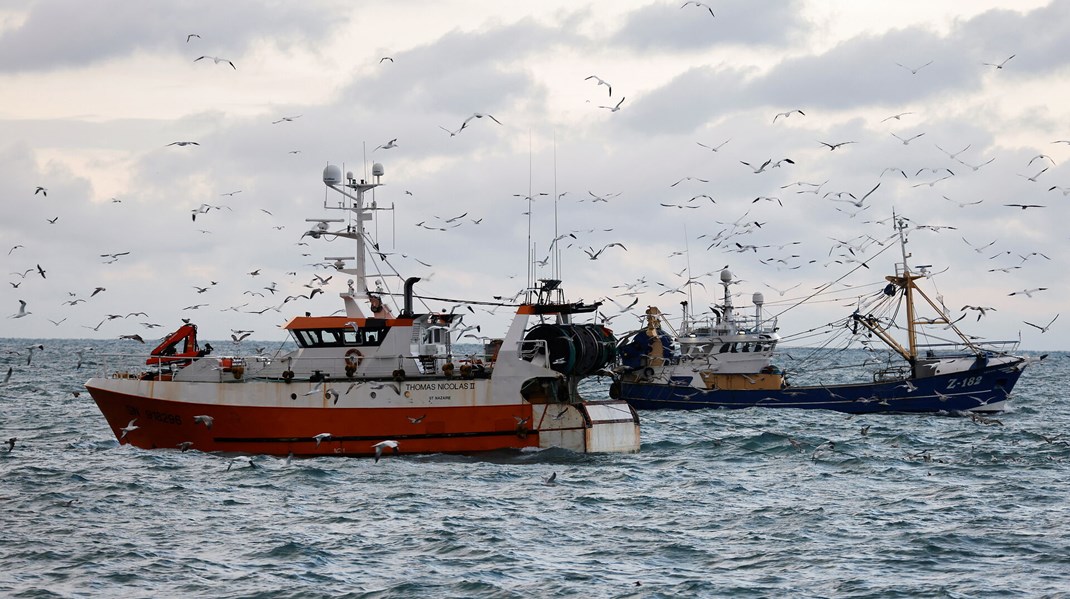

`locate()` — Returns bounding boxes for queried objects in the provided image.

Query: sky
[1,0,1067,352]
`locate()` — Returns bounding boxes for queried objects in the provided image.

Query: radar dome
[752,292,764,306]
[371,163,384,177]
[720,269,733,283]
[322,164,342,185]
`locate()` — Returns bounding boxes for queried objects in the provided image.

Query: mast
[895,213,919,362]
[313,163,387,318]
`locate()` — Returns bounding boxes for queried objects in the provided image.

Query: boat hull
[620,361,1024,414]
[87,377,640,456]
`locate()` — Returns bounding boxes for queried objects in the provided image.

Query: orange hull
[88,383,555,457]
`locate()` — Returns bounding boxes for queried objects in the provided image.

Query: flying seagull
[9,300,30,319]
[819,140,855,151]
[167,141,199,147]
[895,60,933,75]
[1024,314,1059,333]
[371,440,400,462]
[119,419,139,440]
[599,97,625,112]
[584,75,612,97]
[1008,288,1048,298]
[193,415,214,429]
[773,109,805,122]
[891,132,925,145]
[461,113,502,128]
[313,432,332,447]
[374,138,398,151]
[194,55,236,69]
[983,55,1015,69]
[34,186,47,196]
[880,112,913,122]
[681,1,715,16]
[696,139,731,152]
[272,115,301,124]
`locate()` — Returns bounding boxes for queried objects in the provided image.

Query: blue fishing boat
[612,216,1035,413]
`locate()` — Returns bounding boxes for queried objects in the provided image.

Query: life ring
[344,349,363,369]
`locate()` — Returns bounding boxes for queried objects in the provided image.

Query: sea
[1,339,1068,598]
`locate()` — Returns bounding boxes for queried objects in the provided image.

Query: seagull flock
[2,14,1064,454]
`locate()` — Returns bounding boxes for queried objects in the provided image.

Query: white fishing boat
[86,163,640,457]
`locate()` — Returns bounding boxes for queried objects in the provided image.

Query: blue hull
[620,362,1024,414]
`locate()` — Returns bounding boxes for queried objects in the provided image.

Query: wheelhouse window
[291,327,388,348]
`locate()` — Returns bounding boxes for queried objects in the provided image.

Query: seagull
[1028,154,1056,167]
[935,143,971,159]
[584,75,612,96]
[961,305,996,320]
[34,186,47,196]
[312,432,332,447]
[696,139,731,152]
[1003,203,1045,210]
[226,456,257,471]
[680,1,715,16]
[880,112,913,122]
[543,472,557,486]
[193,415,214,429]
[369,382,400,394]
[1024,314,1058,333]
[5,437,16,451]
[379,56,394,63]
[167,141,199,147]
[599,97,625,112]
[119,419,139,440]
[818,140,855,151]
[119,334,145,343]
[956,157,995,172]
[374,138,398,151]
[408,414,426,424]
[670,176,709,186]
[372,440,400,462]
[9,300,30,319]
[1017,167,1048,183]
[891,132,925,145]
[1009,288,1047,298]
[36,264,46,278]
[584,242,627,260]
[895,60,933,75]
[2,366,11,385]
[186,34,200,43]
[983,54,1015,69]
[438,124,465,137]
[773,109,805,122]
[194,55,236,69]
[271,115,301,124]
[461,112,502,128]
[176,441,194,452]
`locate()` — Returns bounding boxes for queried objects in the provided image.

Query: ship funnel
[401,277,421,318]
[323,164,342,185]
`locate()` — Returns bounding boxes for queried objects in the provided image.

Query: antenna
[553,131,559,281]
[526,129,534,292]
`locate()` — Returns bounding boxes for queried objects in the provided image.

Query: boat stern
[536,400,640,453]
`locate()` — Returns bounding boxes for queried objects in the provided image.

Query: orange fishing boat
[86,163,639,457]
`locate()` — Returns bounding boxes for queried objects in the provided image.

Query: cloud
[0,0,345,72]
[611,0,806,51]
